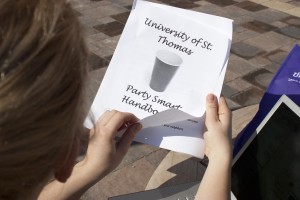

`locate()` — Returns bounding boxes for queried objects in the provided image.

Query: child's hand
[79,110,142,180]
[195,95,232,200]
[38,111,142,199]
[203,94,232,162]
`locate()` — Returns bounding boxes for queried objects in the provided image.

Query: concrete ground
[69,0,300,199]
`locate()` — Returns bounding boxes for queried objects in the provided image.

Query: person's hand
[203,94,232,162]
[78,110,142,180]
[195,94,232,200]
[38,111,142,200]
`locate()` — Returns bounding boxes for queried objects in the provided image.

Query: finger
[218,97,231,126]
[205,93,219,128]
[97,110,118,126]
[109,112,139,129]
[117,123,142,156]
[104,112,139,139]
[117,122,133,132]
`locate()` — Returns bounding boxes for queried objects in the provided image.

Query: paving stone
[96,16,116,25]
[83,26,99,36]
[191,3,224,15]
[217,5,251,19]
[231,87,264,106]
[93,21,125,36]
[261,0,295,11]
[236,1,268,11]
[253,72,274,89]
[285,7,300,18]
[289,0,300,7]
[146,152,206,190]
[224,97,242,110]
[282,16,300,26]
[271,21,288,28]
[231,42,265,59]
[82,157,156,200]
[242,20,278,33]
[125,4,133,10]
[169,0,200,9]
[79,15,103,27]
[86,40,101,52]
[231,104,259,139]
[156,0,172,3]
[243,68,274,89]
[232,15,255,25]
[250,8,291,23]
[88,32,110,41]
[227,78,253,93]
[262,62,281,73]
[224,69,240,82]
[145,148,170,167]
[222,84,238,98]
[112,0,135,7]
[234,26,248,34]
[88,52,109,70]
[193,0,214,6]
[105,55,113,62]
[148,0,162,4]
[116,143,159,170]
[160,156,203,187]
[92,43,115,58]
[232,28,259,43]
[111,12,130,24]
[249,55,272,68]
[264,49,289,65]
[244,31,296,52]
[227,54,259,77]
[276,25,300,39]
[276,0,291,3]
[71,0,111,12]
[280,42,299,52]
[205,0,237,7]
[100,35,121,49]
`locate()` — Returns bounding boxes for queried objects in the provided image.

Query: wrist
[73,160,104,187]
[208,151,232,166]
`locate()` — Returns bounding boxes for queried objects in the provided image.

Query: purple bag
[233,44,300,156]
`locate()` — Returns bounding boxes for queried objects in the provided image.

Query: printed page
[86,0,232,158]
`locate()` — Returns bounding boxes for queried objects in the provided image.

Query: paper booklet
[86,0,233,158]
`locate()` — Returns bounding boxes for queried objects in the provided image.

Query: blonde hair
[0,0,88,198]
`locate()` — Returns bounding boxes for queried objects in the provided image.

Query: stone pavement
[69,0,300,199]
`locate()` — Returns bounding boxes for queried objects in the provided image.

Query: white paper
[86,0,232,158]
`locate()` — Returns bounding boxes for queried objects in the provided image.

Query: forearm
[195,156,231,200]
[38,163,103,200]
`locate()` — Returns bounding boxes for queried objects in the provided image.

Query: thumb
[205,94,219,128]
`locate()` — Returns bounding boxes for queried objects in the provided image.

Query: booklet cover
[86,0,233,158]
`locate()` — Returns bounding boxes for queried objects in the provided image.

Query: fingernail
[207,94,215,102]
